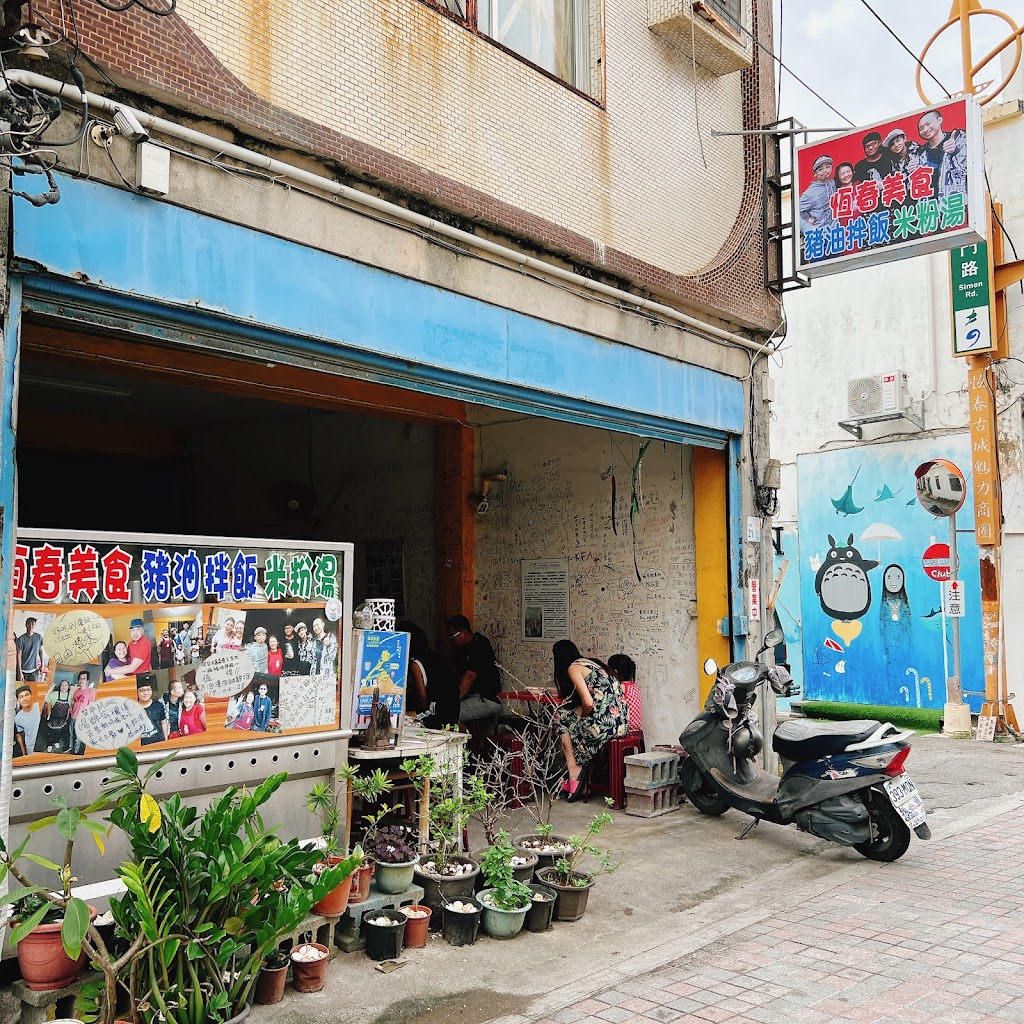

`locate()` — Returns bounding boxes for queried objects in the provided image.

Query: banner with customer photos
[11,534,349,767]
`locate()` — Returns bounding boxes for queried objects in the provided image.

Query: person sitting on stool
[448,615,502,724]
[608,653,643,733]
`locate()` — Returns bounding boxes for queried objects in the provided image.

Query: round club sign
[914,459,967,518]
[922,541,951,582]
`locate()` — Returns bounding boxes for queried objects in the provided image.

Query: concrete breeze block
[623,784,683,818]
[624,751,680,790]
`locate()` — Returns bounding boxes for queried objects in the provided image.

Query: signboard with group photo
[10,530,352,768]
[796,97,985,278]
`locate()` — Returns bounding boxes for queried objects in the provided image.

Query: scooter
[678,628,930,862]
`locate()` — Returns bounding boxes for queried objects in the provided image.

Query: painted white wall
[471,418,700,746]
[771,91,1024,723]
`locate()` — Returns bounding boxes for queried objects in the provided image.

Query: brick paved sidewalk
[534,812,1024,1024]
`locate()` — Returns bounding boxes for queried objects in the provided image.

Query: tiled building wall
[36,0,778,328]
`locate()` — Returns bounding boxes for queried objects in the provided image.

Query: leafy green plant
[401,754,490,875]
[92,746,359,1024]
[0,793,108,958]
[550,810,620,887]
[306,763,391,857]
[479,832,532,911]
[361,817,417,865]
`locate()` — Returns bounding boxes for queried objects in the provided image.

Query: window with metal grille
[433,0,468,17]
[705,0,743,32]
[477,0,591,93]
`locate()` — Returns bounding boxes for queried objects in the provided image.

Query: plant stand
[280,911,345,961]
[11,979,82,1024]
[335,883,424,953]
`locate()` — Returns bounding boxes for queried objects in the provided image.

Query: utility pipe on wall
[6,71,773,357]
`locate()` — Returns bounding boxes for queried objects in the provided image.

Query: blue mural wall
[796,436,984,712]
[773,524,804,711]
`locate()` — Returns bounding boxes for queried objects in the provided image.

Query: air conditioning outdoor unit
[846,370,911,419]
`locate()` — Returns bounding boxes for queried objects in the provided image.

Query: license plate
[883,773,927,828]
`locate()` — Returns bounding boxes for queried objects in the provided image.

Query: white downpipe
[7,70,771,356]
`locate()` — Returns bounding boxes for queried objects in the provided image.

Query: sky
[773,0,1024,130]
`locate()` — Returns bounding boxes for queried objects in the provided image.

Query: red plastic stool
[586,731,645,810]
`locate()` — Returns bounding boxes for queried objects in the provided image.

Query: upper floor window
[704,0,743,34]
[427,0,594,95]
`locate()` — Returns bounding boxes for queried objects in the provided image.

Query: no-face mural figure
[879,563,912,691]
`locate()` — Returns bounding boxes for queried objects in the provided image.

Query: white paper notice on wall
[279,674,338,730]
[748,577,761,622]
[746,517,762,544]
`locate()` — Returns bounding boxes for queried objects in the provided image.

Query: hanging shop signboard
[10,531,351,768]
[795,97,985,278]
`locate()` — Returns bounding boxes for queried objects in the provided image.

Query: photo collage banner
[11,537,348,766]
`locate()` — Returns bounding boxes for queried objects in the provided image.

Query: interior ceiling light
[21,374,133,399]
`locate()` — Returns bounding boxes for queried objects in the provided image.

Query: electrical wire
[734,11,854,126]
[857,0,954,99]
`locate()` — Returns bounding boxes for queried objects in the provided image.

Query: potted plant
[507,705,573,868]
[440,897,482,947]
[289,942,330,993]
[401,755,490,923]
[253,948,289,1005]
[361,909,407,961]
[0,793,109,993]
[97,746,359,1024]
[477,832,533,940]
[535,810,620,923]
[524,884,557,933]
[400,904,431,948]
[305,763,390,914]
[360,812,419,895]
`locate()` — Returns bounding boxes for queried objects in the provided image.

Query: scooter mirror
[703,657,719,676]
[764,627,785,648]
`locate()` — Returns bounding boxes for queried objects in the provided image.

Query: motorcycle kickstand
[736,817,760,841]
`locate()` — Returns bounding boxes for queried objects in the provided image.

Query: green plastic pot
[478,889,529,939]
[374,856,419,895]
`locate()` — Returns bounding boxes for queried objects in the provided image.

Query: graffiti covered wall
[796,436,984,711]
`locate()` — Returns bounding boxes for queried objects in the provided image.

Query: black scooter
[679,629,930,862]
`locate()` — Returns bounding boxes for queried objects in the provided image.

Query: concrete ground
[254,733,1024,1024]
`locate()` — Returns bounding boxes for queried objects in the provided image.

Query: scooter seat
[772,719,880,761]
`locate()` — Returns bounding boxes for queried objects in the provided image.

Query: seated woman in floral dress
[552,640,630,802]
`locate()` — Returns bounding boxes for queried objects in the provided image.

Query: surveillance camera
[113,106,149,144]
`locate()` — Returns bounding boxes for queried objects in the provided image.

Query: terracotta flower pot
[16,905,97,991]
[535,868,594,922]
[254,963,288,1005]
[312,862,353,917]
[290,943,330,993]
[401,905,431,948]
[348,861,376,904]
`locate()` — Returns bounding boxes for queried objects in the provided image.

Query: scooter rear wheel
[681,759,730,816]
[854,790,911,862]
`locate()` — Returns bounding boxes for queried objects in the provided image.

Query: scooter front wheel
[854,789,911,862]
[681,758,730,816]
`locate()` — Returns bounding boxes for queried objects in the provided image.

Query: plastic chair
[586,730,645,809]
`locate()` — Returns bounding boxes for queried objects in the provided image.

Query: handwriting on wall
[279,674,337,730]
[76,697,151,750]
[195,650,256,698]
[474,426,698,743]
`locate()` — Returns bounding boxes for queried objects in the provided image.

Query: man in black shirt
[853,130,893,185]
[447,614,502,724]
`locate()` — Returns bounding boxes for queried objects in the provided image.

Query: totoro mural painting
[796,436,984,712]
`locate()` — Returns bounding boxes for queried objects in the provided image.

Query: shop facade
[0,0,780,875]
